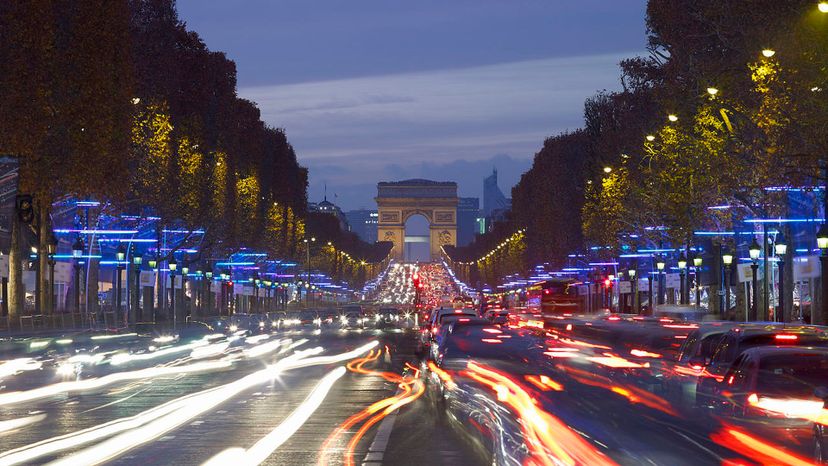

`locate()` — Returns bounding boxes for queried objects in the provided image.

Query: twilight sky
[177,0,648,210]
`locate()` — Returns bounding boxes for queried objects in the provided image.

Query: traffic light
[603,278,611,288]
[16,194,34,224]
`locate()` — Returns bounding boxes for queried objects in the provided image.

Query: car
[814,386,828,463]
[297,310,321,328]
[429,316,490,360]
[709,346,828,458]
[339,305,366,329]
[418,307,477,356]
[375,308,400,328]
[696,325,828,408]
[663,323,739,405]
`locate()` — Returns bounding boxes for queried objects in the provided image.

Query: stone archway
[375,179,458,261]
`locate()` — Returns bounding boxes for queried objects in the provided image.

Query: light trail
[463,361,617,466]
[0,360,231,408]
[0,413,46,434]
[201,367,346,466]
[319,349,424,466]
[0,342,378,466]
[710,424,814,466]
[0,358,42,378]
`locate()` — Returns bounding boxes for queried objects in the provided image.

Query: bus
[525,279,585,317]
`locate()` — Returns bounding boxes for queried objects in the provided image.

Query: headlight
[229,325,238,332]
[259,321,265,328]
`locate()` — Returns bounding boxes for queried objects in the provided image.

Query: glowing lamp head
[693,255,703,267]
[72,236,84,258]
[628,269,636,278]
[646,134,655,142]
[116,244,126,262]
[656,258,666,271]
[721,252,734,266]
[774,234,787,256]
[603,166,612,174]
[706,87,719,96]
[820,2,828,13]
[667,114,678,122]
[818,224,828,250]
[168,259,177,272]
[762,49,776,58]
[748,239,762,261]
[677,254,687,270]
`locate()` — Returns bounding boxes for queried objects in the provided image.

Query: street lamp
[749,239,761,321]
[678,254,687,305]
[115,244,126,317]
[72,236,84,314]
[722,250,734,319]
[693,254,703,311]
[818,224,828,325]
[205,270,213,316]
[132,250,142,322]
[667,114,678,122]
[656,256,666,306]
[47,236,57,314]
[169,257,177,328]
[761,49,776,58]
[820,2,828,13]
[775,234,787,322]
[628,268,638,313]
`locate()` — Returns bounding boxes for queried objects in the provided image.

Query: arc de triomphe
[375,179,458,261]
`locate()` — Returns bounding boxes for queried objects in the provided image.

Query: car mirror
[815,386,828,401]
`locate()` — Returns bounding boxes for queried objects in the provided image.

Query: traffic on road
[0,262,826,465]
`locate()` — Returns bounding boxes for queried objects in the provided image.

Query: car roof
[739,346,828,358]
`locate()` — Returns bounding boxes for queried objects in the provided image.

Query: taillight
[775,334,798,341]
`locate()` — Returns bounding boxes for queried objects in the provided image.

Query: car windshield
[757,353,828,398]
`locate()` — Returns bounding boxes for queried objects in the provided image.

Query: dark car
[709,346,828,460]
[697,326,828,408]
[663,322,739,405]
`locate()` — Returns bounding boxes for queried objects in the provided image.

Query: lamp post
[817,224,828,325]
[169,258,177,328]
[774,234,787,322]
[253,273,261,314]
[132,251,142,323]
[115,244,126,318]
[72,236,84,314]
[628,268,638,314]
[205,271,213,316]
[181,262,189,321]
[693,255,703,311]
[678,254,687,305]
[749,239,761,322]
[722,250,734,320]
[47,237,56,314]
[148,256,157,323]
[656,256,666,306]
[304,237,315,308]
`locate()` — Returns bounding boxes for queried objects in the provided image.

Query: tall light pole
[116,244,126,319]
[749,239,761,322]
[693,254,703,311]
[181,261,189,321]
[132,250,142,323]
[148,256,158,323]
[205,270,213,316]
[678,254,687,305]
[304,237,315,308]
[774,235,787,322]
[817,224,828,325]
[656,256,666,307]
[72,236,84,315]
[47,236,57,314]
[722,250,734,320]
[169,257,177,328]
[628,268,638,313]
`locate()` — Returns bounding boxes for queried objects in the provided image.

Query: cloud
[240,53,640,209]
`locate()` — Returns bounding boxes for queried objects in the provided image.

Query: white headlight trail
[201,367,346,466]
[2,342,377,466]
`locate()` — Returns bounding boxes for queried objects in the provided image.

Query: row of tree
[449,1,828,280]
[0,0,378,318]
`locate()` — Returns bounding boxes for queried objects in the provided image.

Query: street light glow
[603,166,612,173]
[761,49,776,58]
[667,114,678,122]
[706,87,718,96]
[819,2,828,13]
[645,135,655,141]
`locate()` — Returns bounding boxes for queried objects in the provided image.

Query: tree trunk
[8,213,24,322]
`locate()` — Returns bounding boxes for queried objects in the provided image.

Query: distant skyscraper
[345,209,378,243]
[483,168,511,217]
[456,197,480,247]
